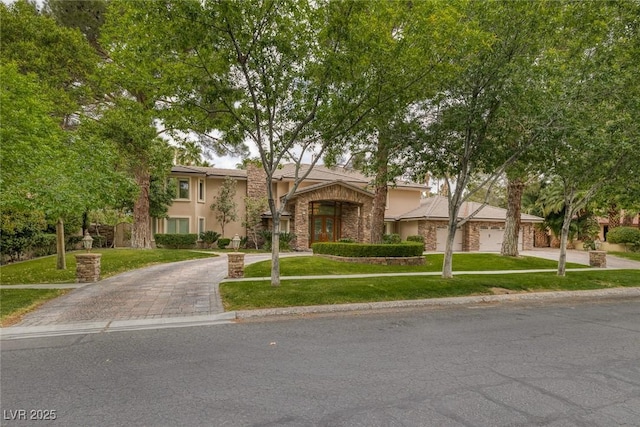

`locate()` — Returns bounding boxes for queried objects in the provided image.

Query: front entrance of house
[309,201,342,244]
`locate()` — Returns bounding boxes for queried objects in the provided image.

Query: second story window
[175,178,189,200]
[198,179,205,202]
[167,177,190,200]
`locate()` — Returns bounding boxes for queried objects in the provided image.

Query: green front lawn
[610,252,640,262]
[244,253,587,277]
[0,249,217,285]
[220,269,640,311]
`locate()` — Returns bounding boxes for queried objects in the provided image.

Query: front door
[312,216,335,243]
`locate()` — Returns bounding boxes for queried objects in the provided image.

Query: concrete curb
[0,312,237,340]
[235,287,640,319]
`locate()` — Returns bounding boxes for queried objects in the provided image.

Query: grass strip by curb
[220,269,640,311]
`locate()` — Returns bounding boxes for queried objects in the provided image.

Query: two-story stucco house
[157,163,543,251]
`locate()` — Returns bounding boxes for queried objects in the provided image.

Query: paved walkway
[2,249,638,339]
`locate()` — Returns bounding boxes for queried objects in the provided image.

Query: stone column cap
[75,253,103,258]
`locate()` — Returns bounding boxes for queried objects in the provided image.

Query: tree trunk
[608,203,620,229]
[501,177,524,257]
[370,134,389,244]
[371,182,388,244]
[56,217,66,270]
[442,218,457,279]
[131,167,152,249]
[270,216,281,287]
[557,206,573,277]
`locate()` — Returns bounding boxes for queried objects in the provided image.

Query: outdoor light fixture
[231,234,241,251]
[82,231,94,252]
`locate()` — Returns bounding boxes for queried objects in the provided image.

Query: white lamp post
[82,231,94,252]
[231,234,241,251]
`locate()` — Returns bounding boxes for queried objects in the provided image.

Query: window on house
[168,177,191,200]
[151,218,157,236]
[198,218,205,237]
[167,218,189,234]
[384,221,395,235]
[280,219,290,233]
[178,178,190,199]
[198,179,205,202]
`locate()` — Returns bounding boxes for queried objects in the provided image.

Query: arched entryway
[289,181,374,249]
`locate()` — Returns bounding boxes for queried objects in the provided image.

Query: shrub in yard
[279,232,296,251]
[91,235,107,248]
[382,233,401,244]
[259,230,295,251]
[338,238,355,243]
[66,235,84,249]
[154,234,198,248]
[606,227,640,252]
[1,210,47,262]
[200,231,221,248]
[217,238,231,249]
[31,234,57,257]
[406,235,424,244]
[312,242,424,257]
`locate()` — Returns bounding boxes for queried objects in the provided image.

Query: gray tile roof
[396,195,544,223]
[171,165,247,178]
[172,163,426,189]
[272,164,428,190]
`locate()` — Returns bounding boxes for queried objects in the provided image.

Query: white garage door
[436,227,463,252]
[479,227,504,252]
[479,227,523,252]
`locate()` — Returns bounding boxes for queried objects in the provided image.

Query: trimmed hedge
[154,233,198,248]
[218,238,231,249]
[312,242,424,257]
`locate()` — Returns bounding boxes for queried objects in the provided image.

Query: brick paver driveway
[14,253,282,327]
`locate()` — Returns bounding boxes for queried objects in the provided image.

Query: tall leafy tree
[337,1,469,243]
[43,0,107,55]
[1,2,128,268]
[0,0,98,127]
[407,1,559,278]
[537,1,639,275]
[93,0,246,248]
[152,0,439,285]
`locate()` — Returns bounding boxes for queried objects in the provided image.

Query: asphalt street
[2,297,639,426]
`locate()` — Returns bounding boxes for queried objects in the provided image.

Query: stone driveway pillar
[228,253,245,278]
[75,253,102,283]
[589,251,607,268]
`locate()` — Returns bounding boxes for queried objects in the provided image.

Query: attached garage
[394,196,543,252]
[436,226,463,252]
[479,227,523,252]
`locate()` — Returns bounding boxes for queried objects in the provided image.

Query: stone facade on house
[287,182,374,250]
